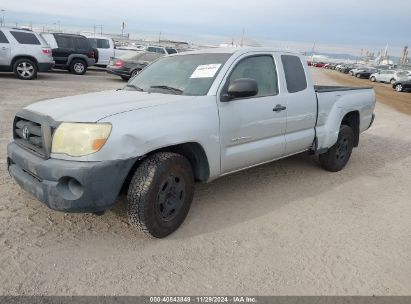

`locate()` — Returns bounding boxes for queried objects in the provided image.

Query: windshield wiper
[125,84,145,92]
[150,85,183,95]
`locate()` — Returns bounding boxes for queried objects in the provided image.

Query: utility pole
[240,28,245,47]
[1,9,5,27]
[158,32,162,43]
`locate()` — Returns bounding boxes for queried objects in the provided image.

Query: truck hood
[25,90,191,122]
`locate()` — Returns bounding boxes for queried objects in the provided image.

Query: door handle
[273,104,286,112]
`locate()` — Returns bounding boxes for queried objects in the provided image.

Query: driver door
[218,54,287,174]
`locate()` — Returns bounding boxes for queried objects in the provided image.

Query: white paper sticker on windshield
[190,64,222,78]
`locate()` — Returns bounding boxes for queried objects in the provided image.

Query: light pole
[1,9,5,27]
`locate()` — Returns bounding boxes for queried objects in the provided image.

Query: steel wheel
[335,136,349,161]
[16,62,35,79]
[156,174,186,222]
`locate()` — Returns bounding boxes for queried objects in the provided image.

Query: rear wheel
[395,84,403,92]
[356,73,361,78]
[390,78,396,85]
[70,59,87,75]
[370,76,376,82]
[13,58,38,80]
[127,152,194,238]
[130,69,141,78]
[319,125,354,172]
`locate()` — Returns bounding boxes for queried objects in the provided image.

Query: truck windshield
[127,53,231,96]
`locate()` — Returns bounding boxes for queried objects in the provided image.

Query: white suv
[0,27,54,80]
[369,70,410,84]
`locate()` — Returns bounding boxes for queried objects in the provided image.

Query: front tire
[390,78,396,85]
[127,152,194,238]
[319,125,354,172]
[370,76,376,82]
[13,58,38,80]
[69,59,87,75]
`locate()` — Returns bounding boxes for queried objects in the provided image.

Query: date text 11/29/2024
[149,296,257,303]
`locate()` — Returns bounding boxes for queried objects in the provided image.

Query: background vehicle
[7,48,375,238]
[146,45,178,55]
[353,68,378,79]
[369,70,409,84]
[313,62,326,68]
[392,80,411,92]
[0,27,54,80]
[106,51,162,80]
[41,33,97,75]
[86,36,133,66]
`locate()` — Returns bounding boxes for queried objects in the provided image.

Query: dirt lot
[0,68,410,295]
[321,68,411,116]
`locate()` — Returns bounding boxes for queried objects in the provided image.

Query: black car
[392,80,411,92]
[106,51,162,80]
[40,33,98,75]
[354,69,378,79]
[340,66,355,74]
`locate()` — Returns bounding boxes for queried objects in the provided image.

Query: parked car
[340,65,355,74]
[146,45,178,55]
[369,70,409,84]
[86,36,132,66]
[352,68,378,79]
[392,80,411,92]
[106,51,162,80]
[313,62,326,68]
[7,48,376,238]
[0,27,54,80]
[40,33,97,75]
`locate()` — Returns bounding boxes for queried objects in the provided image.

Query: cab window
[228,55,278,97]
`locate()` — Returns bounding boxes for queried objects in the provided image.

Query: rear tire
[127,152,194,238]
[319,125,354,172]
[69,59,87,75]
[395,84,403,92]
[13,58,38,80]
[390,78,396,85]
[370,76,376,82]
[356,74,361,78]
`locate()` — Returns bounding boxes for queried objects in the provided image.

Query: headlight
[52,123,112,157]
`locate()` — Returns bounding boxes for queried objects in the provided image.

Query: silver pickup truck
[7,48,376,238]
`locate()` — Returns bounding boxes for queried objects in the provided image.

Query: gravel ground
[0,68,410,295]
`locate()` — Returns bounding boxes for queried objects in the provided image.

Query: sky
[1,0,410,56]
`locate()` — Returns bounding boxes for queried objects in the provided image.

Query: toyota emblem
[22,126,30,140]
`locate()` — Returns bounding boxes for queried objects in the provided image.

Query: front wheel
[370,76,376,82]
[319,125,354,172]
[127,152,194,238]
[390,78,396,85]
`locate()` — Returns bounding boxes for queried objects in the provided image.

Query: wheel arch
[122,142,210,193]
[341,111,360,147]
[11,55,39,70]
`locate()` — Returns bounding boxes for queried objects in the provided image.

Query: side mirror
[222,78,258,101]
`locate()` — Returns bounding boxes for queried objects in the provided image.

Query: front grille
[14,117,47,157]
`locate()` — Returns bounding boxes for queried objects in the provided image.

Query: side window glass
[281,55,308,93]
[10,31,40,45]
[229,55,278,97]
[55,36,74,48]
[75,37,90,50]
[0,30,9,43]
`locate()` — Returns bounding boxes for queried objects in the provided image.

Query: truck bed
[314,85,372,93]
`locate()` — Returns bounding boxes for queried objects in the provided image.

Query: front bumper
[7,142,135,213]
